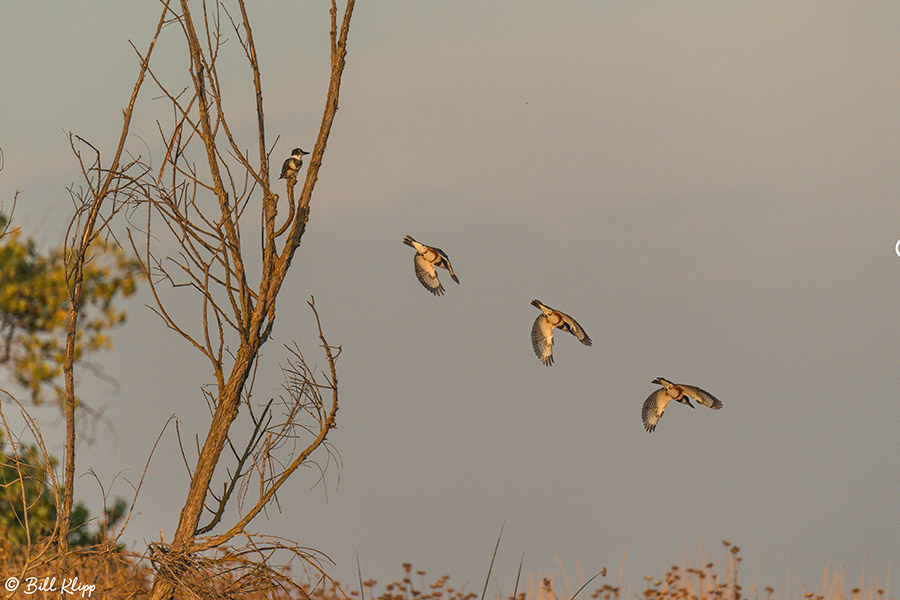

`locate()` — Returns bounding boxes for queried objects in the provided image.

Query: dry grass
[0,541,891,600]
[0,542,149,599]
[335,542,892,600]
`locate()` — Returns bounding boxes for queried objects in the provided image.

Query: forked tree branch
[58,0,169,564]
[195,398,274,535]
[192,298,340,553]
[142,2,355,599]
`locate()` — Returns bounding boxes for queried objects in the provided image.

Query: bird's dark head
[651,377,668,386]
[292,148,309,157]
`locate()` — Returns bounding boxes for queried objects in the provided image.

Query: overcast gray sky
[1,1,898,596]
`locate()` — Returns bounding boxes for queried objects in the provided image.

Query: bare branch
[196,398,273,535]
[58,0,169,563]
[193,298,340,553]
[129,3,356,598]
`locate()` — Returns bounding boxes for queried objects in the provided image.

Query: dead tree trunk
[137,2,356,599]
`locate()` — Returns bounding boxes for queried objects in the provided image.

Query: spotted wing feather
[679,385,723,409]
[558,312,591,346]
[413,253,444,296]
[433,248,459,284]
[642,388,671,433]
[531,314,554,366]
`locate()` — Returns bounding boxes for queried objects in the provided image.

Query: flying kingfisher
[402,235,459,296]
[530,299,591,366]
[279,147,309,179]
[641,377,723,432]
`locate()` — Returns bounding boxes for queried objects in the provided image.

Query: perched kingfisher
[530,299,591,366]
[642,377,723,433]
[279,147,309,179]
[402,235,459,296]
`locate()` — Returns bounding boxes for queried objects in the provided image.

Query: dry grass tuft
[0,541,891,600]
[0,542,149,599]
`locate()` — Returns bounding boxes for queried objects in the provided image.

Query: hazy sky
[1,1,898,596]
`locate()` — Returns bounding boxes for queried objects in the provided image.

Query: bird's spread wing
[679,385,723,409]
[559,312,591,346]
[531,314,555,366]
[642,389,670,432]
[413,253,444,296]
[434,248,459,284]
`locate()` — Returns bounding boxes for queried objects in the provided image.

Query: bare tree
[59,7,167,564]
[106,1,358,598]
